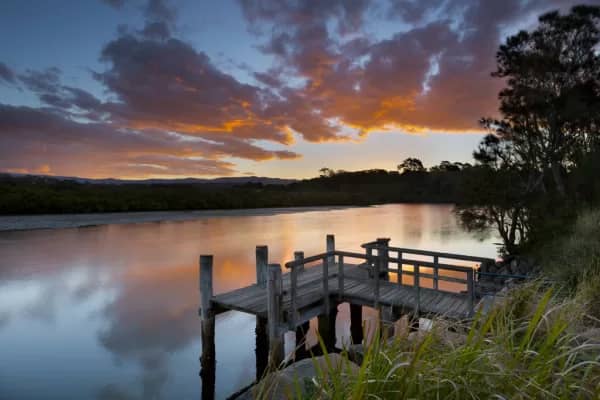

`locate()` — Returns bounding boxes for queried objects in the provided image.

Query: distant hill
[0,173,296,186]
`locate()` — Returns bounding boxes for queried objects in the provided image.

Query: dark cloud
[238,0,586,134]
[94,27,347,143]
[101,0,126,9]
[0,62,16,84]
[144,0,176,24]
[0,104,298,177]
[139,21,171,39]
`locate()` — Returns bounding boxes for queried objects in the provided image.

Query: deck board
[211,263,472,323]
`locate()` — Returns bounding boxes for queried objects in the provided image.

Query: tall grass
[536,209,600,324]
[297,285,600,399]
[538,209,600,289]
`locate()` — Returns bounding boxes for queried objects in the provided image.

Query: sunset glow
[0,0,583,179]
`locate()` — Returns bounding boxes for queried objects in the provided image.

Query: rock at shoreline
[236,354,359,399]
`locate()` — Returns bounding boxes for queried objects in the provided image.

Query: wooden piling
[350,304,363,345]
[380,306,394,339]
[295,321,310,360]
[318,304,338,352]
[267,263,284,367]
[255,317,268,380]
[200,255,213,318]
[200,314,215,400]
[256,245,268,288]
[199,255,215,400]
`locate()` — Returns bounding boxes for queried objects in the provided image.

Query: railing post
[323,255,330,313]
[267,263,283,367]
[374,255,380,309]
[467,269,474,317]
[291,251,303,328]
[376,238,390,278]
[326,234,335,267]
[366,245,374,276]
[256,245,268,288]
[338,254,344,300]
[397,251,403,285]
[294,251,305,272]
[290,264,298,328]
[414,262,420,314]
[433,255,439,290]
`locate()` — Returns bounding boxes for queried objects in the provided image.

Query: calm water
[0,204,497,400]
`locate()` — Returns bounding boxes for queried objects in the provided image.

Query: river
[0,204,498,400]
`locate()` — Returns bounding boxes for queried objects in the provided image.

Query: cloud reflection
[0,205,498,399]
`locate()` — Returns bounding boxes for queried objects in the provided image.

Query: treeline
[455,5,600,254]
[0,167,474,215]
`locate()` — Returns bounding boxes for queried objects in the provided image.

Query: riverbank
[0,205,356,231]
[251,209,600,399]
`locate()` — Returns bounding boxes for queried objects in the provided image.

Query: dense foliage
[457,5,600,253]
[0,167,471,214]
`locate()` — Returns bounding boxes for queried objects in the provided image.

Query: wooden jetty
[199,235,494,398]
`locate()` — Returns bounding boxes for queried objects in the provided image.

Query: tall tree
[484,5,600,197]
[397,157,425,174]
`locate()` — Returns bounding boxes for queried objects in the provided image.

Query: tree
[397,158,425,174]
[319,167,335,178]
[485,5,600,197]
[430,160,463,172]
[458,135,530,253]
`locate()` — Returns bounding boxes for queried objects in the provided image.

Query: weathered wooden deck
[212,262,473,323]
[198,235,496,399]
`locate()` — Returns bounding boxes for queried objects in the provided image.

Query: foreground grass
[256,209,600,399]
[301,285,600,399]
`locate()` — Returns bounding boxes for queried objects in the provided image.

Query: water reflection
[0,204,497,400]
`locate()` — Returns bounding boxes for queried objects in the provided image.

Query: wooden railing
[361,240,495,315]
[282,240,493,324]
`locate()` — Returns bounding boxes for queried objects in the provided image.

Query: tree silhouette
[397,158,425,174]
[482,5,600,197]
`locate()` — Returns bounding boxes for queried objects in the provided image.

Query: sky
[0,0,591,179]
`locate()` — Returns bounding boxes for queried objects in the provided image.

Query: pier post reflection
[200,312,216,400]
[255,316,269,380]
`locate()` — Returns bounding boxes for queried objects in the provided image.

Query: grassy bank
[258,210,600,399]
